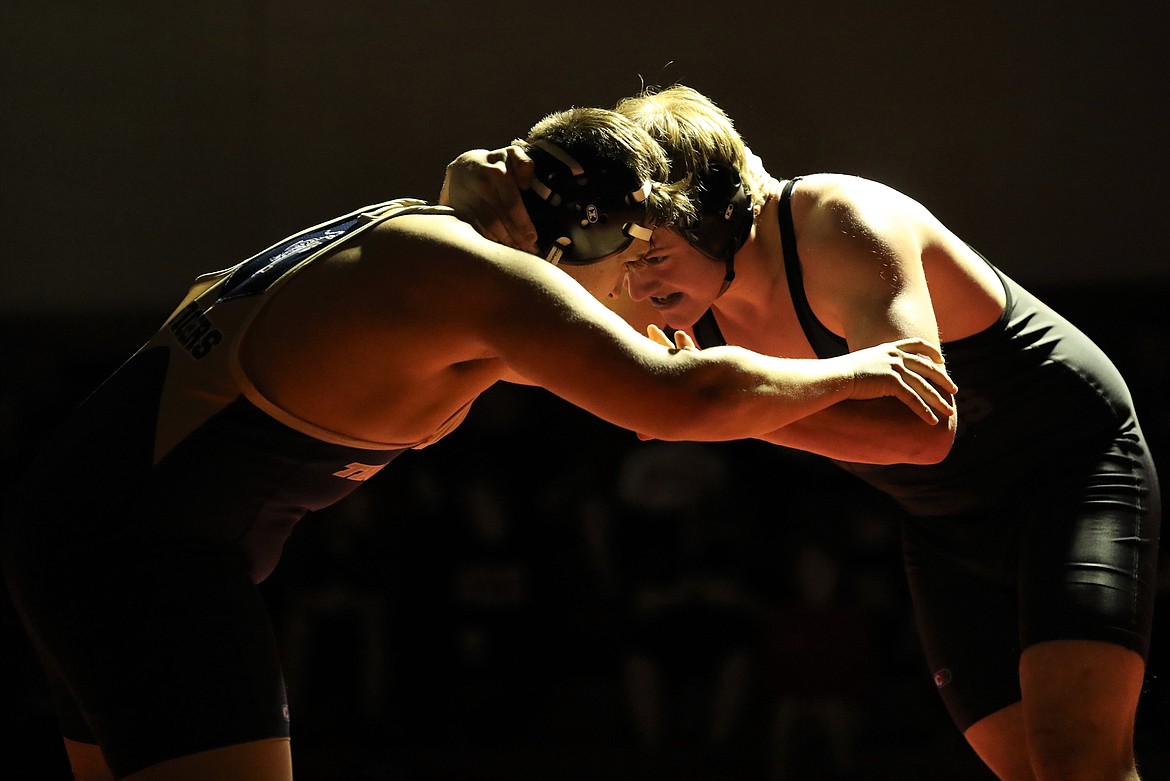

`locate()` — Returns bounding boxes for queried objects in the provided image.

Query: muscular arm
[439,154,958,460]
[757,178,957,464]
[757,398,948,462]
[377,214,952,444]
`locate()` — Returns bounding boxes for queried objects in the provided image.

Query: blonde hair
[521,106,694,227]
[615,85,767,214]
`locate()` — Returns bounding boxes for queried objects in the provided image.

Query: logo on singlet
[260,229,348,274]
[169,301,223,359]
[333,462,387,482]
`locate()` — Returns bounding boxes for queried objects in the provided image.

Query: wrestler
[0,106,956,781]
[441,86,1161,781]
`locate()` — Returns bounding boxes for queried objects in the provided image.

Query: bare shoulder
[785,174,942,335]
[352,210,617,361]
[364,210,505,277]
[348,212,532,324]
[793,174,936,244]
[363,211,572,300]
[791,175,927,282]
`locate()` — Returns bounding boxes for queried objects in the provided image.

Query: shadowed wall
[2,1,1167,315]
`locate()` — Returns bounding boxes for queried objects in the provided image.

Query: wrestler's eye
[627,254,666,271]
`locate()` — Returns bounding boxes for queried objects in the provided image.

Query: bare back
[238,213,508,448]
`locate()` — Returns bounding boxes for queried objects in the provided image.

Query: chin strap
[716,258,735,298]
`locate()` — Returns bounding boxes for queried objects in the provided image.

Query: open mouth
[649,292,683,308]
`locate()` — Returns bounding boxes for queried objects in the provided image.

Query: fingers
[646,323,673,347]
[894,369,953,424]
[440,147,538,253]
[893,337,946,365]
[887,339,956,395]
[743,145,783,201]
[673,329,699,351]
[647,324,701,353]
[896,353,957,397]
[846,342,957,426]
[891,350,956,424]
[759,176,784,203]
[489,146,537,253]
[503,144,534,188]
[891,378,942,425]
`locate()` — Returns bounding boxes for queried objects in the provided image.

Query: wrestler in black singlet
[692,179,1161,730]
[1,200,452,775]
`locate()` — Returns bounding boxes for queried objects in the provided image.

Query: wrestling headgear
[522,140,655,266]
[678,164,753,284]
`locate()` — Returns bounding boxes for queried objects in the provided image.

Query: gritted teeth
[650,293,682,308]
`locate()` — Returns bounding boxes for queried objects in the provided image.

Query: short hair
[521,106,694,228]
[615,85,767,214]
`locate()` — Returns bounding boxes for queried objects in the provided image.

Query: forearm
[475,257,860,442]
[639,346,857,442]
[508,342,856,443]
[756,397,955,464]
[500,316,952,445]
[464,235,952,444]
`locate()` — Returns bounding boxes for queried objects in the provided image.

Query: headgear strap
[522,140,656,265]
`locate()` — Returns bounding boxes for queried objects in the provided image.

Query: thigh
[1020,639,1145,775]
[962,641,1148,781]
[1018,430,1161,657]
[122,737,293,781]
[901,423,1162,734]
[963,703,1034,781]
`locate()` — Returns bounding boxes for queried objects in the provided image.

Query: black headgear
[678,164,753,284]
[522,140,655,266]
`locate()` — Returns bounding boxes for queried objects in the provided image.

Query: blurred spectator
[609,441,771,777]
[764,542,876,781]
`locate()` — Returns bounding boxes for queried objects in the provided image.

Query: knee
[1031,759,1138,781]
[1019,640,1145,781]
[1027,726,1137,781]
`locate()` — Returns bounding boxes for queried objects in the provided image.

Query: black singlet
[689,178,1161,731]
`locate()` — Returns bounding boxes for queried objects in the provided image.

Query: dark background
[2,2,1168,779]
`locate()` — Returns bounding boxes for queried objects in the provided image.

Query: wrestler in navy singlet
[692,179,1161,730]
[1,199,452,775]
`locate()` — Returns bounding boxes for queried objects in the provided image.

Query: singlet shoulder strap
[779,178,849,359]
[690,307,727,349]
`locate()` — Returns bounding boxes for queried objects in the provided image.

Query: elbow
[899,420,956,465]
[910,439,953,465]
